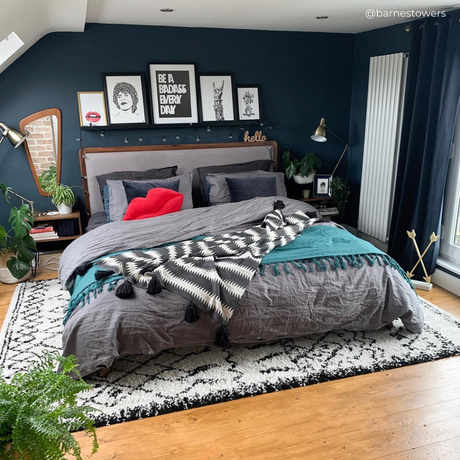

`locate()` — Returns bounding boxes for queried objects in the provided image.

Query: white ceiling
[87,0,456,34]
[0,0,458,74]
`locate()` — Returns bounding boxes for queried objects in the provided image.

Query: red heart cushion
[123,188,184,221]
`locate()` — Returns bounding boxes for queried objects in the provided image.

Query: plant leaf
[9,236,36,263]
[285,163,297,180]
[0,226,6,248]
[8,205,34,239]
[6,255,30,279]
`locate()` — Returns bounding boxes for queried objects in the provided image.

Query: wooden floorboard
[1,274,460,459]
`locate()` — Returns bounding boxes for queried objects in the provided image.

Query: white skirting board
[432,269,460,297]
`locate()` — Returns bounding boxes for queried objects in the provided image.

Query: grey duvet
[59,198,424,377]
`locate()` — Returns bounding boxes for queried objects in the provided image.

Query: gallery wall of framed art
[77,63,265,129]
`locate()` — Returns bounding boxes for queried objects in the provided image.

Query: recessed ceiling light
[160,8,174,13]
[316,16,329,20]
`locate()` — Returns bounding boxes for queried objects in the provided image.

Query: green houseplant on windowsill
[0,352,99,459]
[0,183,36,283]
[282,149,322,184]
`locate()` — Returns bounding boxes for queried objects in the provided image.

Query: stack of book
[30,223,58,241]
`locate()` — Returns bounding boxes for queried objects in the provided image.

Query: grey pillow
[96,165,178,201]
[206,171,287,206]
[123,179,181,204]
[106,174,193,222]
[226,176,277,202]
[196,160,274,205]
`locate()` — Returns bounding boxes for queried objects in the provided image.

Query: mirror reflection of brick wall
[26,116,57,175]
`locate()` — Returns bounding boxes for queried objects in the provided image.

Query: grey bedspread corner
[58,197,318,289]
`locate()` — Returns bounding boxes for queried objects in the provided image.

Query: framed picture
[237,86,261,121]
[103,73,149,125]
[77,92,108,127]
[149,64,198,125]
[199,74,236,123]
[314,174,332,197]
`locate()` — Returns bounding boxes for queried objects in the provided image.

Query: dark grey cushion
[122,179,181,204]
[226,176,277,202]
[96,166,178,201]
[196,160,274,205]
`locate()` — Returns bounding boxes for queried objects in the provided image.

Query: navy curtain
[388,12,460,277]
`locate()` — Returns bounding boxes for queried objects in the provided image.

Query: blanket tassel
[184,301,200,323]
[95,269,115,281]
[214,326,229,348]
[115,280,133,299]
[146,274,162,295]
[76,262,93,277]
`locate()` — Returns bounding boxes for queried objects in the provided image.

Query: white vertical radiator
[358,52,408,242]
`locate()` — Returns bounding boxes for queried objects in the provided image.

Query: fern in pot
[0,352,99,459]
[51,184,77,215]
[282,149,322,185]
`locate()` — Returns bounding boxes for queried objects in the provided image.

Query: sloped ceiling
[0,0,87,74]
[0,0,456,74]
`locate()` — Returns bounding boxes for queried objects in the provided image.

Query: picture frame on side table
[103,73,149,125]
[199,74,236,123]
[149,64,198,125]
[313,174,332,197]
[237,86,261,122]
[77,92,108,127]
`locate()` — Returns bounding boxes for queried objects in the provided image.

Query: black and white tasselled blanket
[95,206,318,327]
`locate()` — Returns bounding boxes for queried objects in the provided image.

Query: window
[440,108,460,265]
[0,32,24,66]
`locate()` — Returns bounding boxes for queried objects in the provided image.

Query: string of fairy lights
[76,122,273,146]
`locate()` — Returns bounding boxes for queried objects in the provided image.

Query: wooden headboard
[79,141,278,216]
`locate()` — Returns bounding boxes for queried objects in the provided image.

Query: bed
[58,142,424,377]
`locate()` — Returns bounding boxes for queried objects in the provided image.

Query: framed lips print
[77,91,108,127]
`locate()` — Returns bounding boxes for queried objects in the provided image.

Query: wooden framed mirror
[20,108,61,196]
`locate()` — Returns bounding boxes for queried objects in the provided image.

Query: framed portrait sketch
[103,73,148,125]
[199,74,236,123]
[149,64,198,125]
[77,91,108,127]
[237,86,261,121]
[314,174,332,197]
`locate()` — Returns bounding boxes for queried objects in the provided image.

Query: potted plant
[38,164,58,194]
[0,184,36,283]
[0,352,99,459]
[331,176,350,220]
[51,184,77,215]
[282,149,321,184]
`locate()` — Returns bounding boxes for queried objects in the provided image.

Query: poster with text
[150,64,198,124]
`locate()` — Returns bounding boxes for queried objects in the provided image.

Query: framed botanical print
[237,86,261,121]
[149,64,198,125]
[77,92,108,127]
[103,73,149,125]
[199,74,236,123]
[314,174,332,197]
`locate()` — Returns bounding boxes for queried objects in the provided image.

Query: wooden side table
[33,211,82,243]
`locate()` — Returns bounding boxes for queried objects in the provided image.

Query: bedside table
[33,211,83,243]
[296,196,339,217]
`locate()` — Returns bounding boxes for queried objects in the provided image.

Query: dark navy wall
[347,23,411,227]
[0,23,354,224]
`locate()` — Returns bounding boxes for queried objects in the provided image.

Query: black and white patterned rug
[1,279,460,427]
